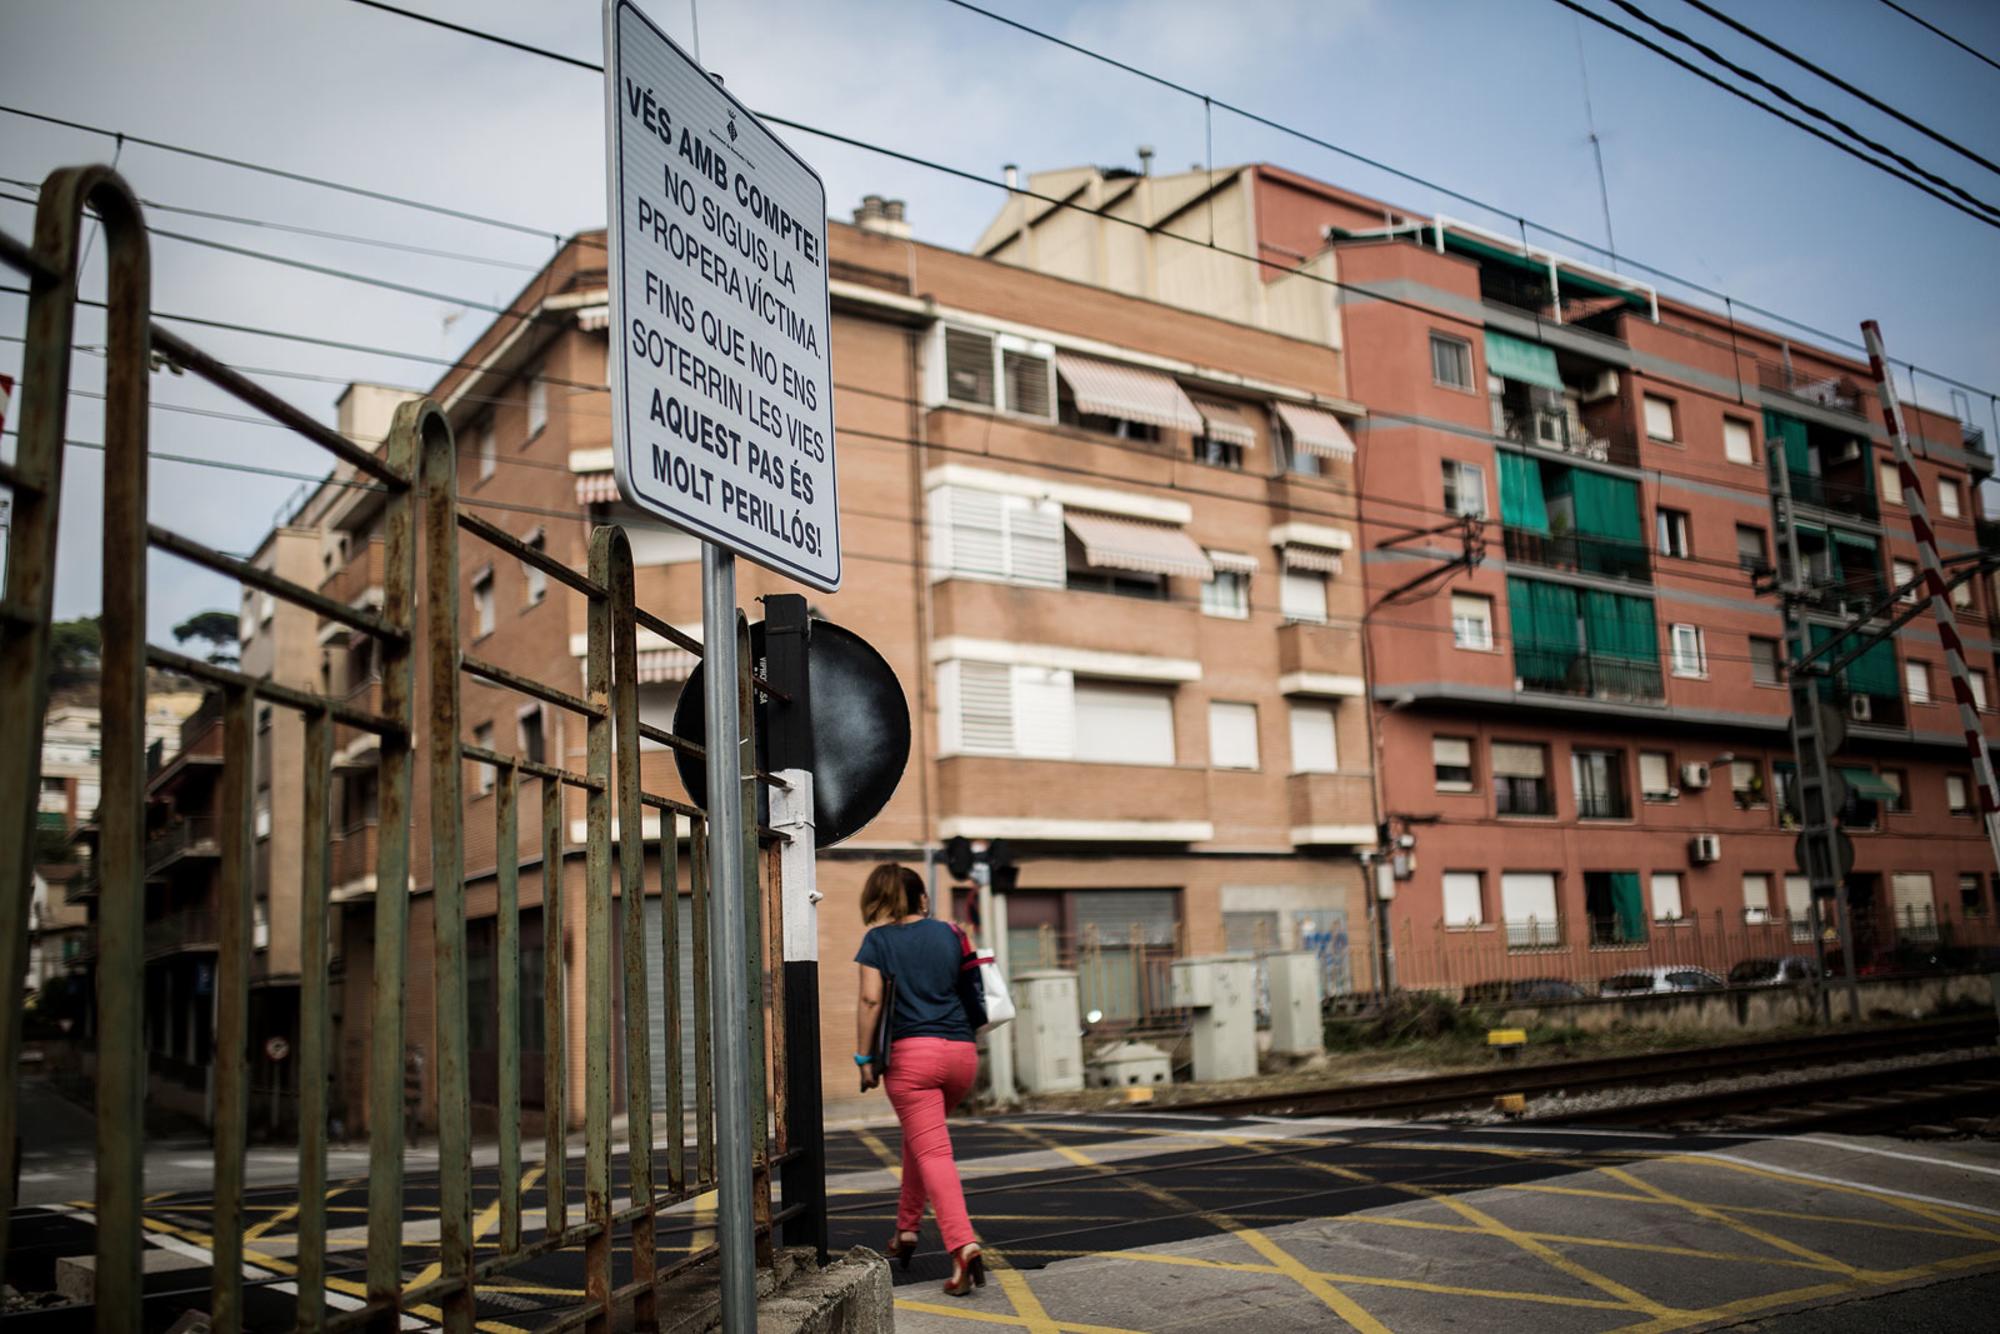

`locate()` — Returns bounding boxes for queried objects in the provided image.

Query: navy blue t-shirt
[855,918,976,1043]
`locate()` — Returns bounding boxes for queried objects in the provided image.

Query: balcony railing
[1499,411,1639,469]
[1502,526,1651,583]
[1759,363,1867,417]
[1964,423,1988,457]
[145,908,218,957]
[320,537,386,610]
[1786,469,1878,522]
[1515,652,1666,704]
[145,817,220,875]
[331,820,379,892]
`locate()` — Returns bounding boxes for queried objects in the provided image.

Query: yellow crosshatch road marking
[1473,1179,1991,1241]
[1096,1247,1637,1311]
[1404,1185,1678,1318]
[1599,1166,1896,1282]
[894,1295,1146,1332]
[1669,1153,2000,1242]
[855,1127,903,1176]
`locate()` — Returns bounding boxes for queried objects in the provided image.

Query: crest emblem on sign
[727,113,738,141]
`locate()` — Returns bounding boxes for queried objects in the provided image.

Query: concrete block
[654,1246,890,1334]
[55,1249,206,1303]
[1086,1041,1172,1088]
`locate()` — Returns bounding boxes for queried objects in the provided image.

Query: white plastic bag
[974,950,1015,1034]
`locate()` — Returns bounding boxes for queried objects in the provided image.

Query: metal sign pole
[701,543,756,1331]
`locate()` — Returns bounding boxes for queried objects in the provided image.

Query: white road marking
[1697,1150,2000,1219]
[1793,1136,2000,1179]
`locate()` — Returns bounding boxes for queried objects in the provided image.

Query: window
[1451,594,1494,650]
[1434,736,1475,793]
[1280,569,1329,625]
[1784,875,1813,938]
[1938,478,1962,518]
[1639,750,1675,802]
[1442,460,1486,517]
[1951,578,1974,611]
[471,569,495,639]
[259,591,275,625]
[521,529,547,606]
[1894,558,1919,603]
[1669,624,1706,677]
[1749,636,1783,686]
[517,706,545,766]
[1499,872,1560,946]
[1193,435,1243,470]
[1731,759,1766,808]
[1892,872,1936,938]
[1947,773,1971,815]
[526,374,548,439]
[1961,873,1987,915]
[941,326,1054,419]
[1880,767,1908,812]
[1741,873,1771,925]
[472,722,495,795]
[1208,702,1259,770]
[254,790,272,841]
[1723,418,1755,465]
[1642,394,1677,442]
[1971,669,1990,712]
[1074,682,1175,765]
[1878,461,1903,506]
[1430,332,1473,390]
[1288,702,1340,773]
[1442,872,1485,928]
[1572,748,1629,820]
[1493,742,1552,816]
[1651,872,1684,922]
[1735,524,1768,573]
[927,486,1064,587]
[1201,570,1249,619]
[478,425,496,482]
[1655,508,1692,559]
[1904,659,1931,704]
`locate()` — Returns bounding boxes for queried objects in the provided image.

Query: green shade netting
[1484,330,1564,391]
[1765,410,1811,474]
[1832,529,1878,553]
[1507,576,1580,681]
[1808,623,1899,696]
[1565,468,1643,541]
[1838,768,1900,801]
[1611,872,1646,942]
[1498,452,1550,533]
[1582,590,1659,663]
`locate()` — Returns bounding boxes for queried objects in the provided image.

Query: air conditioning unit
[1831,440,1863,465]
[1848,694,1874,722]
[1681,762,1712,790]
[1578,369,1621,402]
[1689,833,1722,864]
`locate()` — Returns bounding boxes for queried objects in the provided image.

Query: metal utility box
[1170,954,1258,1083]
[1086,1040,1172,1089]
[1010,969,1084,1093]
[1265,951,1324,1056]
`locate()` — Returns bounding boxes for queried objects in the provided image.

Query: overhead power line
[1678,0,2000,179]
[1874,0,2000,76]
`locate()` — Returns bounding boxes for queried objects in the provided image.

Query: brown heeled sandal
[943,1244,984,1297]
[884,1230,919,1272]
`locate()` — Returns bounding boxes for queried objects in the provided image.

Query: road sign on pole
[603,0,840,592]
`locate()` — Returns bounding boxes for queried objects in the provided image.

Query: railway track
[1164,1015,1997,1121]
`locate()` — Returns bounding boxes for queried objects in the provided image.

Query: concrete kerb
[646,1246,890,1334]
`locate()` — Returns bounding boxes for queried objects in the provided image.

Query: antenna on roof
[1574,16,1618,273]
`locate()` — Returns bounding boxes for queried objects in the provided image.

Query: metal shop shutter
[640,895,698,1115]
[1073,889,1179,949]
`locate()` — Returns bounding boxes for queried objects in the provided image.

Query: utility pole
[1765,446,1860,1021]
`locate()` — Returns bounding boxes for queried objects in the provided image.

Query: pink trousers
[884,1036,980,1253]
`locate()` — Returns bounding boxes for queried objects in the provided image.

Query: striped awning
[1055,353,1205,433]
[1274,402,1358,461]
[1279,545,1345,575]
[1195,399,1259,450]
[577,304,611,332]
[637,647,697,683]
[575,471,619,505]
[1065,511,1213,579]
[1207,549,1261,575]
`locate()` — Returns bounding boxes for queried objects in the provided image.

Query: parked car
[1598,967,1725,996]
[1727,956,1821,987]
[1460,977,1591,1005]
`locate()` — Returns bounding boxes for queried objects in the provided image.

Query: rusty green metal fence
[0,166,806,1332]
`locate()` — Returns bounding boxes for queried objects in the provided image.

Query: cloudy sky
[3,0,1998,640]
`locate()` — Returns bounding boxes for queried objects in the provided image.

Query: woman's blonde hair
[860,863,926,925]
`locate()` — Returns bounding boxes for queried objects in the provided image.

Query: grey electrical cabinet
[1170,954,1258,1083]
[1011,969,1084,1093]
[1265,951,1324,1056]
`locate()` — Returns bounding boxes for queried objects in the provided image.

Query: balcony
[1787,469,1878,523]
[1514,653,1665,705]
[929,577,1197,662]
[145,817,220,876]
[1502,526,1651,583]
[1498,410,1638,470]
[335,673,385,760]
[320,539,386,617]
[936,756,1210,839]
[1277,620,1363,682]
[331,820,380,896]
[1833,686,1906,731]
[1286,772,1374,838]
[145,908,218,958]
[1759,363,1868,419]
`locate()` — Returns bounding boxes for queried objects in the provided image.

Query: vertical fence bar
[584,528,616,1330]
[542,773,568,1237]
[765,838,787,1158]
[421,404,474,1334]
[659,819,684,1193]
[212,685,256,1332]
[297,708,335,1333]
[606,530,656,1328]
[691,817,715,1185]
[496,762,522,1255]
[735,615,772,1265]
[366,402,424,1330]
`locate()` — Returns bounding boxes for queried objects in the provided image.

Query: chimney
[1004,163,1019,189]
[853,194,912,238]
[1137,144,1155,176]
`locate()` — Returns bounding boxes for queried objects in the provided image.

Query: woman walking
[854,863,985,1296]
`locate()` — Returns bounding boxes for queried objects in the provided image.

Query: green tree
[47,616,101,687]
[173,609,240,666]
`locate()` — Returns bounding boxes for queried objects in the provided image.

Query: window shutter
[1073,681,1172,764]
[948,661,1015,755]
[1280,569,1328,623]
[945,487,1007,579]
[1784,874,1811,919]
[1639,752,1671,794]
[1643,395,1675,440]
[1073,890,1178,949]
[1002,347,1053,419]
[1289,702,1339,773]
[944,327,996,406]
[1499,873,1558,924]
[1208,702,1259,770]
[1891,872,1933,922]
[1491,742,1545,777]
[1004,495,1066,587]
[1724,419,1754,464]
[1742,874,1770,915]
[1442,872,1483,926]
[1012,665,1076,759]
[1651,873,1684,919]
[1432,736,1472,769]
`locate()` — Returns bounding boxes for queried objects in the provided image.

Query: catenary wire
[1873,0,2000,76]
[1676,0,2000,179]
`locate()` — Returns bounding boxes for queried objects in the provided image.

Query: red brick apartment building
[982,160,2000,991]
[303,209,1380,1129]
